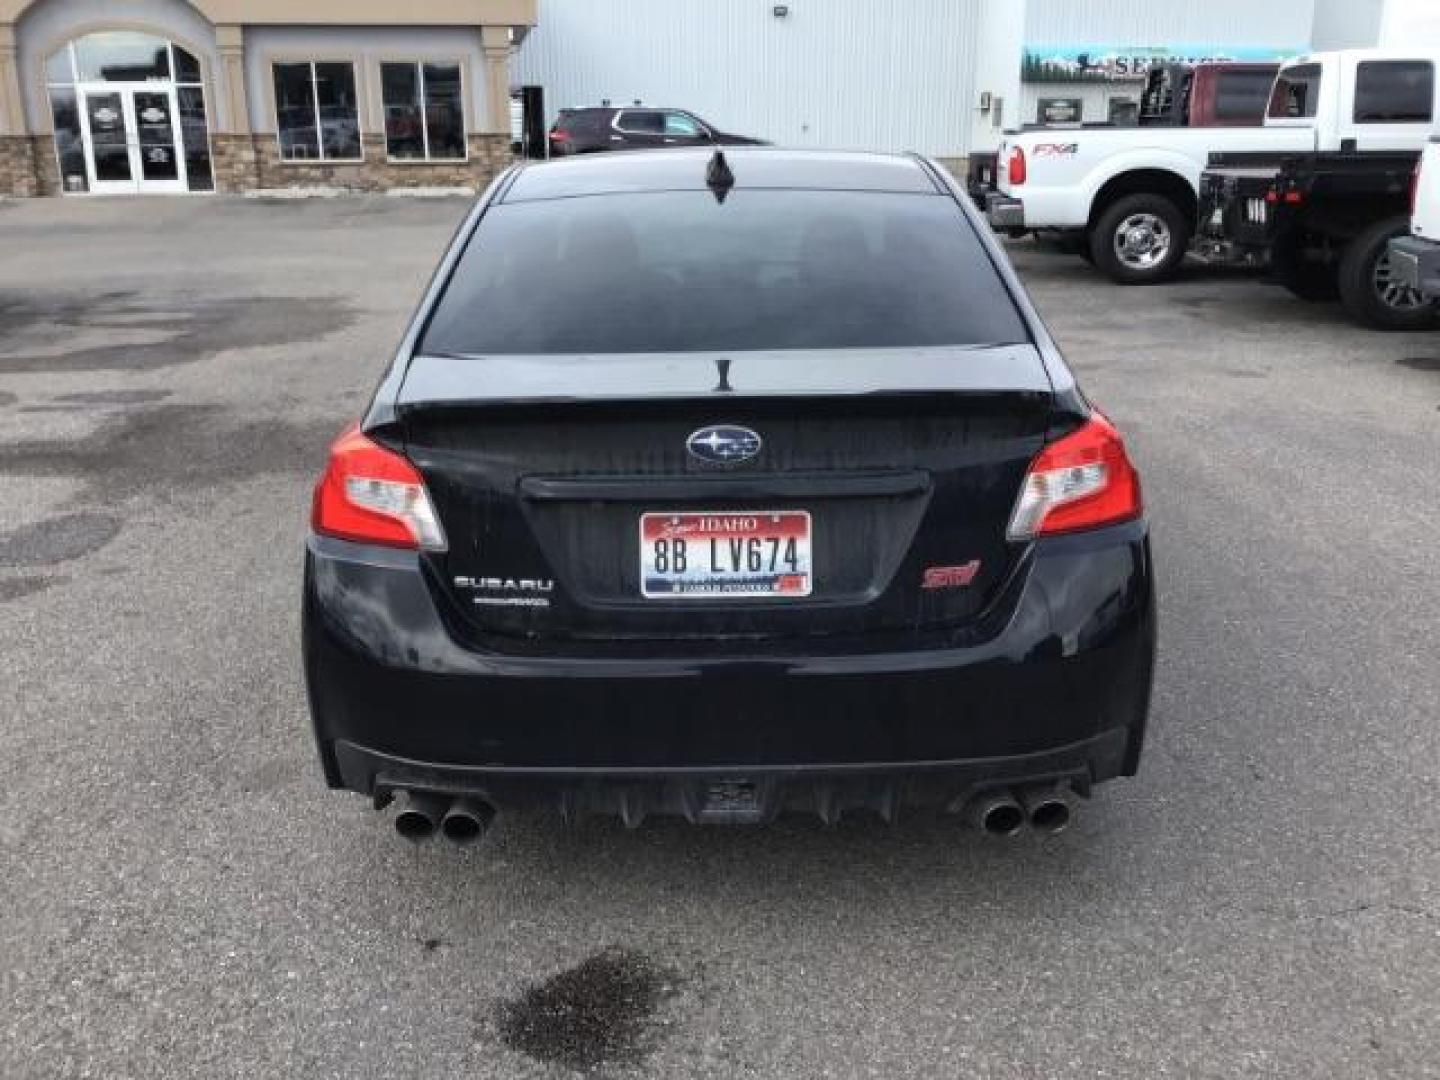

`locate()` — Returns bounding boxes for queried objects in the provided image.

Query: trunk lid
[398,347,1054,652]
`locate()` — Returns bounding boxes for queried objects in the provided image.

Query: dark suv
[548,106,767,156]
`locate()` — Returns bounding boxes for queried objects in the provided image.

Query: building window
[273,61,362,162]
[380,62,466,160]
[1354,60,1434,124]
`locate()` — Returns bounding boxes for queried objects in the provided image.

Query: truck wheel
[1271,233,1338,301]
[1090,193,1190,284]
[1337,217,1439,331]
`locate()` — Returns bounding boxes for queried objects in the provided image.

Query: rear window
[1212,69,1277,122]
[420,191,1029,355]
[1354,60,1434,123]
[556,110,606,136]
[1268,63,1322,119]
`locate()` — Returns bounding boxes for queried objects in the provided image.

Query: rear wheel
[1337,217,1439,331]
[1089,193,1190,284]
[1271,231,1338,301]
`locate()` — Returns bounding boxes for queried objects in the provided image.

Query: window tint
[47,87,87,193]
[618,110,664,133]
[421,191,1029,355]
[74,31,170,82]
[665,112,701,137]
[1267,64,1321,119]
[382,62,466,160]
[274,61,361,161]
[273,63,319,160]
[423,63,466,158]
[1212,70,1276,122]
[314,62,361,159]
[1354,60,1434,123]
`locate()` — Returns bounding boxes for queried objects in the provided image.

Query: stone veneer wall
[0,135,39,197]
[3,132,514,197]
[215,132,513,193]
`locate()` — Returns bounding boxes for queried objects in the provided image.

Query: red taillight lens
[311,424,447,551]
[549,129,570,143]
[1007,413,1143,541]
[1007,146,1027,186]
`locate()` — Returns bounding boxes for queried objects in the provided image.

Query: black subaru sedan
[303,149,1155,842]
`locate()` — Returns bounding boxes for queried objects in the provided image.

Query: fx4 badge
[921,561,980,590]
[454,576,554,609]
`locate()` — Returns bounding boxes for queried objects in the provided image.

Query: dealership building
[0,0,1417,198]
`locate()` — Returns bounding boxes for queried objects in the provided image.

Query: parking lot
[2,193,1438,1078]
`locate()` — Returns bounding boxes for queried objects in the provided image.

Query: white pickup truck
[1389,138,1440,298]
[988,48,1440,284]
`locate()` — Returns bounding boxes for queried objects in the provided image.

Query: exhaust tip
[1029,798,1071,834]
[982,802,1026,836]
[1019,785,1073,835]
[392,791,444,843]
[440,798,496,845]
[964,790,1025,836]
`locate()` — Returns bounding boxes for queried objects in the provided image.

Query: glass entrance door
[78,84,188,195]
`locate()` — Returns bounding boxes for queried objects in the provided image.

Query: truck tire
[1271,232,1339,301]
[1089,193,1190,284]
[1337,217,1439,331]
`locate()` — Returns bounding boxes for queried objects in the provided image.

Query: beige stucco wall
[14,0,223,132]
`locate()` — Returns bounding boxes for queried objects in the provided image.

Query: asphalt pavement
[1,194,1438,1079]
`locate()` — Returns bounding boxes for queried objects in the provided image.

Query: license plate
[640,510,812,599]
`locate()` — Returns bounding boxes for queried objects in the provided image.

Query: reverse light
[1007,413,1142,541]
[311,424,447,551]
[1007,145,1027,186]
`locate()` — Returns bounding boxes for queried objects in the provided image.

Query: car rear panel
[395,347,1058,653]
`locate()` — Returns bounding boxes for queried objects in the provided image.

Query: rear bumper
[303,522,1155,815]
[1388,234,1440,295]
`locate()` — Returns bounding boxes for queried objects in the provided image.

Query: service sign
[1022,44,1304,83]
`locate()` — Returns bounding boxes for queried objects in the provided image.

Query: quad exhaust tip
[441,797,496,845]
[392,791,496,844]
[964,785,1074,836]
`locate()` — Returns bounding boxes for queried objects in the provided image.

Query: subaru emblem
[686,425,762,464]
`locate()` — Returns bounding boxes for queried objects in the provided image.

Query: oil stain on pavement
[0,292,353,374]
[495,949,679,1071]
[0,512,121,567]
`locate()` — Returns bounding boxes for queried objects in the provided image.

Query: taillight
[1007,413,1142,541]
[1007,145,1027,186]
[311,424,446,551]
[549,129,570,143]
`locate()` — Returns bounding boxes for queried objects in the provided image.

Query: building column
[216,23,251,134]
[0,21,41,197]
[480,25,512,135]
[0,23,26,136]
[213,23,258,193]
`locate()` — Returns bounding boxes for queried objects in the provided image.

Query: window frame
[1352,59,1435,125]
[613,109,666,135]
[271,59,364,164]
[662,111,705,138]
[1266,63,1322,120]
[379,59,469,163]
